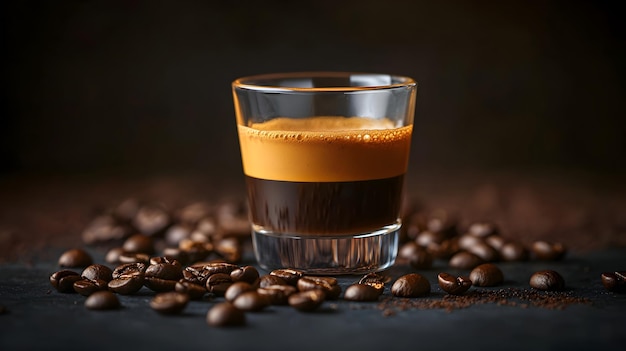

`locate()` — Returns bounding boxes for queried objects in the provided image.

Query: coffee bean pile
[47,198,623,326]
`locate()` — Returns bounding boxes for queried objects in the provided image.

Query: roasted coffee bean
[297,276,341,300]
[343,284,381,302]
[85,291,120,310]
[105,247,125,265]
[531,241,567,261]
[162,247,190,265]
[175,280,207,299]
[218,215,251,239]
[257,285,297,305]
[176,202,213,226]
[258,274,288,288]
[81,264,113,282]
[82,215,132,244]
[150,292,189,315]
[123,234,155,254]
[196,217,218,236]
[230,266,259,284]
[457,234,484,251]
[500,242,529,261]
[397,242,433,269]
[427,238,460,260]
[50,270,82,293]
[437,272,472,295]
[206,273,233,296]
[391,273,430,297]
[149,256,182,267]
[485,235,506,251]
[358,273,386,295]
[214,237,242,263]
[207,302,246,327]
[133,203,170,236]
[470,263,504,287]
[179,239,213,263]
[58,248,93,268]
[109,262,146,295]
[183,262,238,286]
[467,222,498,238]
[270,268,304,286]
[144,262,184,292]
[225,282,254,302]
[165,224,193,246]
[73,278,108,296]
[288,290,325,311]
[465,242,499,262]
[600,271,626,293]
[113,197,140,222]
[448,251,484,270]
[118,252,150,264]
[424,209,457,234]
[415,231,446,247]
[233,291,270,312]
[530,270,565,291]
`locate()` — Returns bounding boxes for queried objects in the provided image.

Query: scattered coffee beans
[530,270,565,291]
[438,272,472,295]
[144,261,184,292]
[500,242,529,262]
[359,273,386,295]
[257,285,297,305]
[470,263,504,287]
[50,270,82,293]
[150,292,189,315]
[391,273,430,297]
[85,291,121,310]
[397,242,433,269]
[175,280,207,299]
[600,271,626,293]
[108,262,146,295]
[207,302,246,327]
[467,222,498,238]
[123,234,155,254]
[288,290,325,311]
[206,273,233,296]
[232,291,270,312]
[58,248,93,268]
[73,278,108,296]
[258,274,288,288]
[133,204,170,236]
[230,265,259,284]
[225,282,254,302]
[531,241,567,261]
[81,264,113,282]
[297,276,341,300]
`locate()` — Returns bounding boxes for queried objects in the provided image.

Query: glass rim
[232,71,417,92]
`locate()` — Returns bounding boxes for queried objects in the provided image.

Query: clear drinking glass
[232,72,417,274]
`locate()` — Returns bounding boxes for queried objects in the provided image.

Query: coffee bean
[437,272,472,295]
[178,239,213,264]
[207,302,245,327]
[343,284,381,302]
[149,256,182,267]
[427,238,460,260]
[175,280,207,300]
[358,273,387,295]
[600,271,626,293]
[288,290,325,311]
[123,234,155,254]
[230,266,260,284]
[214,237,242,263]
[105,247,125,265]
[118,252,151,264]
[73,278,108,296]
[397,242,433,269]
[144,262,184,292]
[109,262,146,295]
[225,282,254,302]
[467,222,498,237]
[485,235,506,251]
[85,291,120,310]
[500,242,529,261]
[448,251,484,270]
[150,292,189,315]
[206,273,233,296]
[258,274,288,288]
[297,276,341,300]
[162,248,190,265]
[391,273,430,297]
[530,270,565,291]
[531,241,567,261]
[82,215,132,244]
[165,224,193,246]
[415,231,446,247]
[232,291,270,312]
[58,248,93,268]
[81,264,113,282]
[133,203,171,236]
[257,285,297,305]
[457,234,484,251]
[270,268,304,286]
[465,242,499,262]
[50,270,81,293]
[113,197,140,222]
[469,263,504,287]
[176,202,213,226]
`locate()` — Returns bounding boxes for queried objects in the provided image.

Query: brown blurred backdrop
[2,0,624,178]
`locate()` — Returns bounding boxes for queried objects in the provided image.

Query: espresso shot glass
[233,72,417,274]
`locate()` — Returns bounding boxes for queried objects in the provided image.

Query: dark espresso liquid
[246,175,404,236]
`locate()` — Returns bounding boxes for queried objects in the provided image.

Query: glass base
[251,221,400,275]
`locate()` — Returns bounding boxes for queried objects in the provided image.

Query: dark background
[2,0,625,177]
